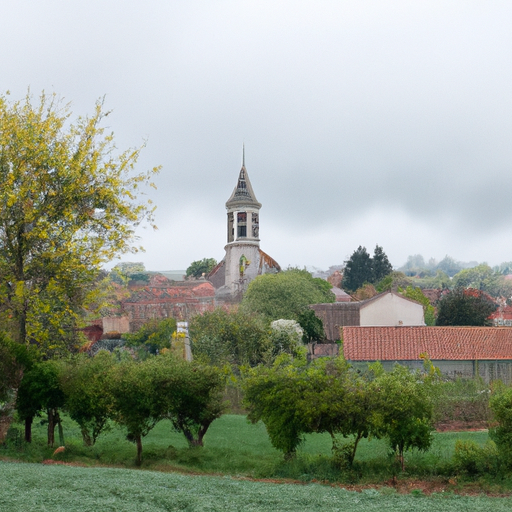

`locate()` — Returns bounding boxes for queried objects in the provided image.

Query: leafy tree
[109,359,164,466]
[154,355,226,447]
[436,287,497,326]
[376,271,412,292]
[297,358,374,466]
[189,308,270,368]
[399,254,427,276]
[269,319,305,359]
[59,352,116,446]
[242,358,310,458]
[110,262,147,285]
[186,258,217,278]
[109,355,226,463]
[414,269,452,290]
[123,318,177,355]
[494,261,512,275]
[241,268,334,322]
[433,256,463,277]
[352,283,378,300]
[16,360,66,445]
[452,264,512,298]
[369,364,435,470]
[297,309,325,343]
[401,286,436,326]
[0,333,34,408]
[0,92,159,355]
[243,357,374,464]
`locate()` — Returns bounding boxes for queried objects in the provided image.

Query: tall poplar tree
[0,92,159,355]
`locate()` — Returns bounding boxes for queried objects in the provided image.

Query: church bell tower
[225,146,262,246]
[208,148,280,299]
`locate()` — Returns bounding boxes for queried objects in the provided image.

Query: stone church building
[207,151,281,299]
[83,151,280,342]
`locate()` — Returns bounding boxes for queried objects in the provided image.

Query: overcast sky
[2,1,512,272]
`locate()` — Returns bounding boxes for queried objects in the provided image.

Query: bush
[490,387,512,467]
[452,440,499,476]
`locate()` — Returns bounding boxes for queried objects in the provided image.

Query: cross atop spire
[242,143,245,168]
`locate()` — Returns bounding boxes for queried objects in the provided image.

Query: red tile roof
[343,326,512,361]
[490,306,512,321]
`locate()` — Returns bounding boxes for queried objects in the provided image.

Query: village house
[310,291,426,341]
[490,304,512,327]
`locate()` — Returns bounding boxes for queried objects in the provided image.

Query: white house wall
[359,293,425,326]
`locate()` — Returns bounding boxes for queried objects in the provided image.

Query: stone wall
[349,359,512,384]
[120,276,216,332]
[307,342,340,361]
[103,316,130,334]
[310,303,360,341]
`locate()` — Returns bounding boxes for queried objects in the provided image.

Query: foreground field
[0,414,504,494]
[1,461,512,512]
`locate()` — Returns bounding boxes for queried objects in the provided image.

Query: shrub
[490,387,512,467]
[452,439,499,476]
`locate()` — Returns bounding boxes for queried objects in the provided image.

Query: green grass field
[2,414,491,480]
[1,461,512,512]
[2,414,510,510]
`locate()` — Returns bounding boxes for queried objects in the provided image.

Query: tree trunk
[350,431,364,466]
[182,421,212,448]
[56,411,65,447]
[47,408,56,447]
[135,435,143,466]
[24,416,33,443]
[81,428,93,447]
[398,446,405,471]
[0,414,13,444]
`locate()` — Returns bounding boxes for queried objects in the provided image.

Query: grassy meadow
[0,414,501,486]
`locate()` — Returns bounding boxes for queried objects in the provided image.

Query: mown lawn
[1,461,512,512]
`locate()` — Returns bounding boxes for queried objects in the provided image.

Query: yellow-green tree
[0,91,159,355]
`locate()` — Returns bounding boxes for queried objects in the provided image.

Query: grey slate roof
[226,166,261,209]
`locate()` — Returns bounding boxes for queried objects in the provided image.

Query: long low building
[343,326,512,383]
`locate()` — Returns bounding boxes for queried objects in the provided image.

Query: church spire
[226,147,261,209]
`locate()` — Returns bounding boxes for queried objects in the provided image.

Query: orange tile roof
[343,326,512,361]
[490,306,512,321]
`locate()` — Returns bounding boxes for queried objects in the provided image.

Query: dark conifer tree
[342,246,373,292]
[372,245,393,283]
[342,245,393,293]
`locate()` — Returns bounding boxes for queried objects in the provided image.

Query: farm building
[343,326,512,383]
[311,291,425,341]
